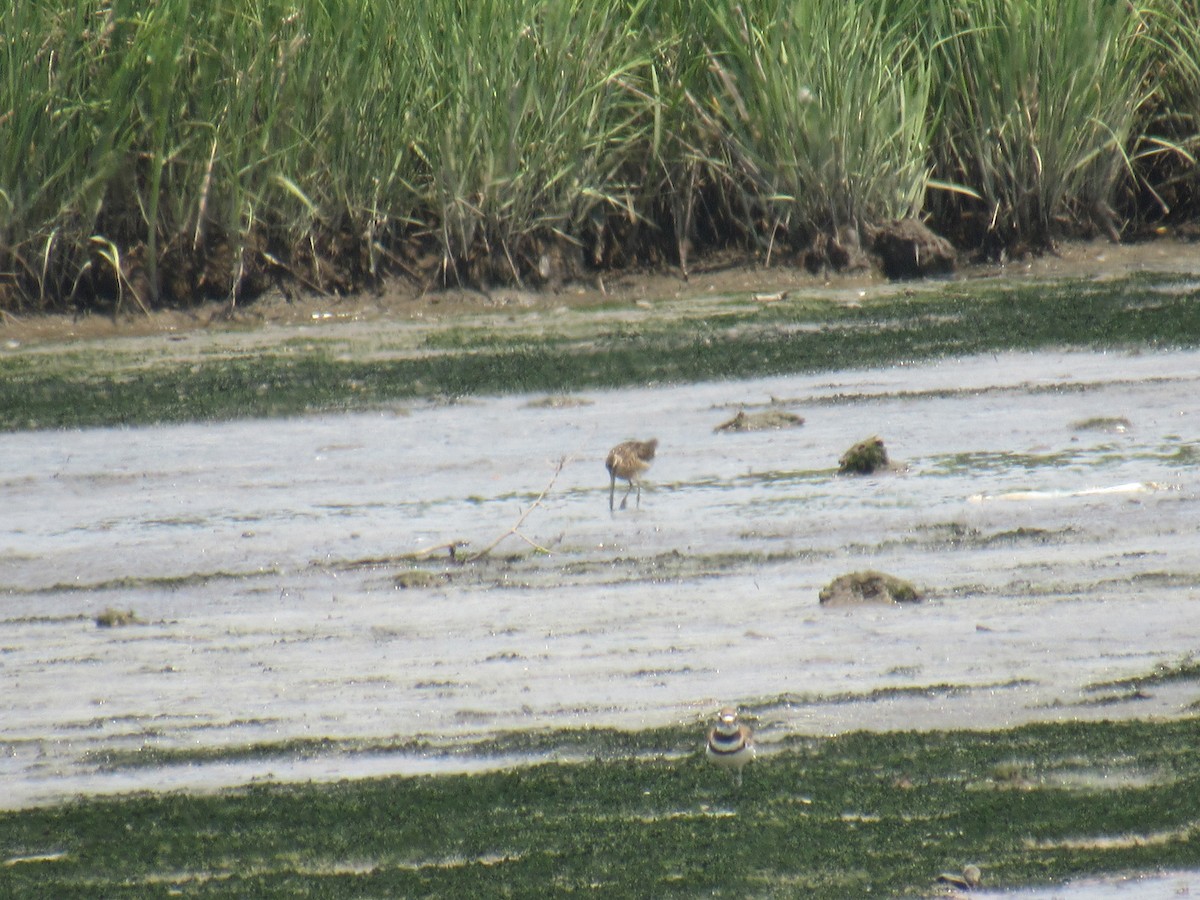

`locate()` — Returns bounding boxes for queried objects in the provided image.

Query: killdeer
[605,438,657,510]
[706,706,755,786]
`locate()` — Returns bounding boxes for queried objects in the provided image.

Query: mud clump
[95,607,141,627]
[395,570,441,589]
[1071,415,1132,433]
[819,571,921,607]
[526,395,594,409]
[714,409,805,432]
[838,435,891,474]
[866,218,957,279]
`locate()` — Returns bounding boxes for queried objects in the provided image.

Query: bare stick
[411,540,470,560]
[467,456,566,562]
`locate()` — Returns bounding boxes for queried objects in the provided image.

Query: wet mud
[3,344,1199,808]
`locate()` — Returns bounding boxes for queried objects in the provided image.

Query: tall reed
[1,2,135,306]
[1,0,1199,311]
[929,0,1159,251]
[1133,0,1200,219]
[408,0,657,285]
[699,0,934,251]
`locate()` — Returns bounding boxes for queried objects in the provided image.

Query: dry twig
[466,456,566,562]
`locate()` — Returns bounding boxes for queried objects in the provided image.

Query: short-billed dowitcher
[605,438,657,510]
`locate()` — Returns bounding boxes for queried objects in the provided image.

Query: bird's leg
[620,481,633,510]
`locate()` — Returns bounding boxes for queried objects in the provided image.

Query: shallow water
[2,348,1199,808]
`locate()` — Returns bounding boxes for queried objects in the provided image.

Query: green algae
[1086,657,1200,694]
[929,449,1081,474]
[15,569,281,597]
[3,718,1199,897]
[3,273,1200,431]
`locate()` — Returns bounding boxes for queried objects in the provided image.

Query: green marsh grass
[412,0,655,284]
[929,0,1166,249]
[931,0,1200,250]
[701,0,933,241]
[3,1,1199,310]
[1133,0,1200,219]
[2,719,1199,897]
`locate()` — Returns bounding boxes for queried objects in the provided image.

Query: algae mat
[2,719,1199,897]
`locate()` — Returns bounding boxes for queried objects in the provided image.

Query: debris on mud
[1070,415,1132,433]
[714,409,806,432]
[526,395,594,409]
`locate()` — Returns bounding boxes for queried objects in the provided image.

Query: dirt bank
[4,238,1198,349]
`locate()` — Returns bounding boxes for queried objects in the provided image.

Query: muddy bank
[5,238,1200,434]
[3,238,1199,348]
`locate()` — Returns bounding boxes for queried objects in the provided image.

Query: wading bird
[706,706,755,787]
[605,438,657,510]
